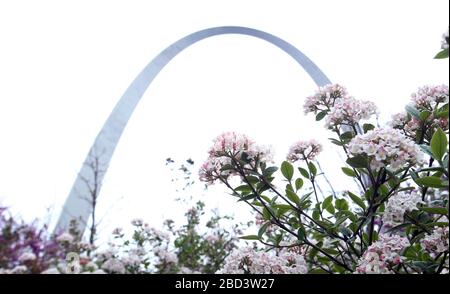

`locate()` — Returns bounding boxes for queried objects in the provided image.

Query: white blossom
[217,247,307,274]
[287,139,323,162]
[199,132,273,184]
[56,232,74,243]
[356,235,409,274]
[303,83,349,114]
[382,191,424,227]
[131,218,144,226]
[325,97,378,128]
[348,128,423,171]
[101,258,126,274]
[411,85,449,109]
[420,227,449,257]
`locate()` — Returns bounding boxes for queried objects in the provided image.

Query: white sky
[0,0,448,240]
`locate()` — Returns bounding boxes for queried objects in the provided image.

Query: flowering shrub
[199,32,449,274]
[0,207,67,274]
[1,28,448,276]
[1,160,245,274]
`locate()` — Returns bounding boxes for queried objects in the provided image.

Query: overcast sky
[0,0,448,240]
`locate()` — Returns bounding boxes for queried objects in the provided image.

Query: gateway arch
[55,26,332,233]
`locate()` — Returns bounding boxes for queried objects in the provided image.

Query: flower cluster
[324,97,378,129]
[356,235,409,274]
[0,206,68,274]
[287,139,323,162]
[390,85,449,139]
[217,247,308,274]
[411,85,449,110]
[199,132,273,184]
[56,232,75,243]
[303,83,349,114]
[389,113,421,138]
[382,191,424,227]
[304,83,378,129]
[420,227,449,258]
[348,128,423,170]
[442,28,449,50]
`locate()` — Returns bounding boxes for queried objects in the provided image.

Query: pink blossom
[325,97,378,128]
[199,132,273,184]
[356,235,409,274]
[420,227,449,257]
[217,247,307,274]
[411,85,449,110]
[56,232,74,243]
[287,139,323,162]
[382,191,424,227]
[348,128,423,171]
[303,83,349,114]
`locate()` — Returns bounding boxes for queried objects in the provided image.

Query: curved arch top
[55,26,332,233]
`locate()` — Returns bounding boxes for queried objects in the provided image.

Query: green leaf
[405,105,421,119]
[308,162,317,176]
[234,185,252,193]
[220,164,234,171]
[286,189,301,206]
[322,195,334,214]
[419,110,432,121]
[420,207,448,215]
[329,138,344,146]
[295,178,304,191]
[281,161,294,181]
[325,205,335,215]
[239,235,260,240]
[341,167,357,177]
[335,199,349,211]
[297,226,307,242]
[415,176,445,188]
[263,166,278,177]
[258,223,270,238]
[322,195,333,209]
[298,167,310,179]
[363,123,375,133]
[435,103,449,118]
[430,128,448,161]
[245,175,259,184]
[315,111,328,121]
[312,209,320,220]
[334,215,348,227]
[434,48,449,59]
[346,155,368,169]
[238,194,257,202]
[340,131,354,141]
[347,191,366,210]
[262,207,271,220]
